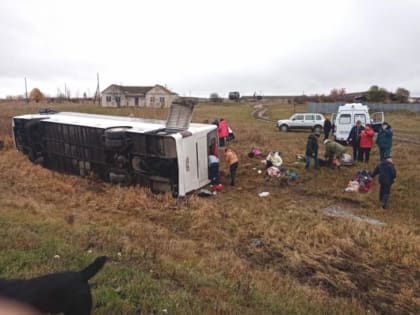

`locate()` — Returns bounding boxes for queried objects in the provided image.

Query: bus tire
[104,126,131,140]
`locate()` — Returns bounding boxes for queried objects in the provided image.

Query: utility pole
[94,73,101,105]
[24,77,28,103]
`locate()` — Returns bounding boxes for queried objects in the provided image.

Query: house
[101,84,178,108]
[409,96,420,103]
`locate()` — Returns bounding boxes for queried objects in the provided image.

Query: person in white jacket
[265,151,283,169]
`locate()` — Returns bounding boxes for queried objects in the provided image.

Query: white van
[332,103,384,142]
[12,100,217,197]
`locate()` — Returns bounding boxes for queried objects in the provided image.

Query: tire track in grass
[393,136,420,145]
[251,104,275,123]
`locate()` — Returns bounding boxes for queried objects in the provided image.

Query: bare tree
[395,87,410,103]
[29,88,45,103]
[209,93,222,103]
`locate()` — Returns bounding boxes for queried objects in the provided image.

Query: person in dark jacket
[347,120,365,161]
[323,117,332,140]
[376,122,393,160]
[305,132,320,169]
[371,156,396,209]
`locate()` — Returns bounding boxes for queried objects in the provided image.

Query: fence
[307,102,420,113]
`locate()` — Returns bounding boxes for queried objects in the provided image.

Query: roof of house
[344,91,369,97]
[102,84,177,95]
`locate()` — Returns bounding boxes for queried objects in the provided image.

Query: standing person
[224,147,239,186]
[376,122,393,160]
[305,132,320,169]
[218,119,229,147]
[371,156,396,209]
[323,117,332,140]
[208,154,223,190]
[347,120,365,161]
[359,124,375,163]
[324,139,347,168]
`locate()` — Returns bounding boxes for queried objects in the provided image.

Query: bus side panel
[197,136,210,187]
[181,136,199,193]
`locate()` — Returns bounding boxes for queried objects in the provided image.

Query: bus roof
[14,112,216,134]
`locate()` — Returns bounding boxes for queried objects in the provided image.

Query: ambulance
[332,103,384,142]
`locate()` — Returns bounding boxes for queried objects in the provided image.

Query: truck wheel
[104,126,132,140]
[171,184,179,198]
[105,138,126,151]
[104,127,131,151]
[109,169,131,186]
[279,125,288,132]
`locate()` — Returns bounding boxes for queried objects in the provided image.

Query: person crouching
[324,139,347,168]
[208,154,223,190]
[265,151,283,169]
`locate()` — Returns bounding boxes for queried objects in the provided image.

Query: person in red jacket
[358,124,375,163]
[218,119,229,147]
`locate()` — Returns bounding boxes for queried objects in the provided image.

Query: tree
[6,95,24,100]
[228,91,240,101]
[209,93,222,103]
[395,87,410,103]
[329,88,346,102]
[29,88,45,103]
[367,85,389,102]
[329,88,339,101]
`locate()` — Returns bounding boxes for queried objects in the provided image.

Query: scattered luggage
[341,153,354,166]
[248,148,262,158]
[198,189,215,197]
[296,154,306,162]
[344,170,373,193]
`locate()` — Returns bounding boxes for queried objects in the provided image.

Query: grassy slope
[0,101,419,315]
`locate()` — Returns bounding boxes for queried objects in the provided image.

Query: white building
[101,84,178,108]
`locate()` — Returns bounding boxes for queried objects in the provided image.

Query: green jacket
[325,141,347,157]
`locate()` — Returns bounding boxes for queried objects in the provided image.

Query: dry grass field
[0,101,419,314]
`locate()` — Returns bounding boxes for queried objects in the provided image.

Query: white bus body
[12,101,218,197]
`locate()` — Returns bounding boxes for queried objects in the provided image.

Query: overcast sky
[1,0,419,98]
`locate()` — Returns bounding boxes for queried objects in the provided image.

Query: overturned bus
[12,100,218,197]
